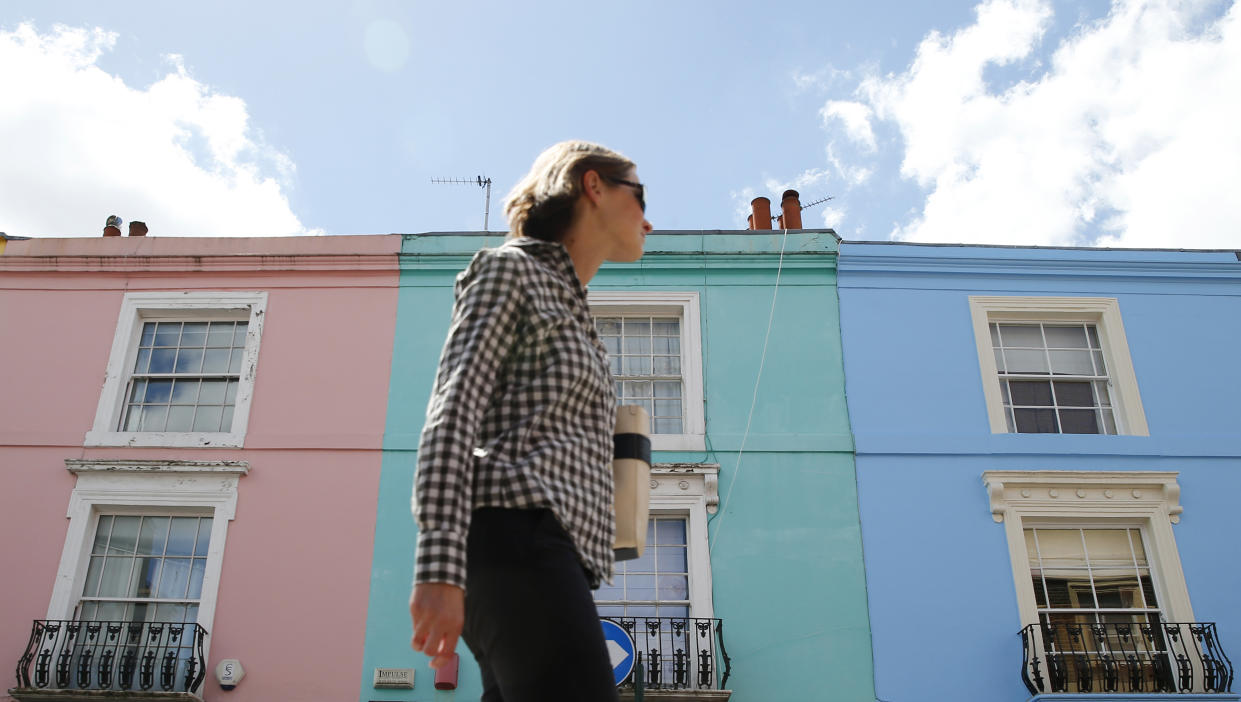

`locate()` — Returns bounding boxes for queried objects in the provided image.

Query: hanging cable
[710,222,790,554]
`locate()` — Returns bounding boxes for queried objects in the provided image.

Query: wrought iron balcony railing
[14,619,207,696]
[1020,621,1234,695]
[608,616,731,691]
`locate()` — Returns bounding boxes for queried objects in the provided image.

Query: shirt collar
[505,236,588,298]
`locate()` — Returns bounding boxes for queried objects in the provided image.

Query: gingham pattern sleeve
[413,249,525,589]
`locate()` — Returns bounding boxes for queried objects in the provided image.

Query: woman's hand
[410,582,465,669]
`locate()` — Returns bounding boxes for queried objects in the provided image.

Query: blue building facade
[360,230,875,701]
[838,243,1241,701]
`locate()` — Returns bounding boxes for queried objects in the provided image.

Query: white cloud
[0,23,315,237]
[829,0,1241,247]
[821,101,877,152]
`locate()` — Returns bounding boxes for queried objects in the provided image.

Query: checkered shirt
[413,236,617,591]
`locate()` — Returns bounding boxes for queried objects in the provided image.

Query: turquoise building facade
[360,230,874,701]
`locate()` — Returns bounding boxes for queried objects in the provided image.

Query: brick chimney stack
[103,215,122,237]
[128,221,148,237]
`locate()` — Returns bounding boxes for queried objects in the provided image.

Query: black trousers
[462,508,620,702]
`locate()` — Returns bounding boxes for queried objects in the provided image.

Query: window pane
[194,518,213,556]
[83,556,104,597]
[1084,530,1136,567]
[141,405,168,431]
[1032,529,1086,567]
[1031,573,1048,608]
[157,558,192,598]
[123,406,143,431]
[166,518,197,556]
[623,356,652,375]
[623,336,651,354]
[655,519,687,545]
[228,348,244,373]
[1003,349,1049,374]
[133,557,162,597]
[1014,408,1058,433]
[108,517,140,555]
[654,399,681,420]
[653,381,681,399]
[232,323,248,346]
[596,319,621,335]
[1058,409,1099,434]
[165,405,195,432]
[623,381,652,399]
[1053,381,1094,407]
[174,348,204,373]
[187,559,207,599]
[997,325,1043,347]
[657,575,689,600]
[134,348,151,373]
[199,380,228,404]
[653,418,682,434]
[153,323,181,347]
[596,581,624,600]
[220,406,235,432]
[1009,381,1053,406]
[623,319,650,336]
[140,322,156,346]
[1049,350,1095,375]
[202,348,231,373]
[597,605,626,618]
[656,546,688,572]
[207,322,235,347]
[1043,325,1088,348]
[171,379,200,403]
[145,380,173,403]
[98,556,135,597]
[92,516,113,554]
[137,517,169,555]
[149,348,176,373]
[225,380,239,403]
[651,319,679,335]
[193,405,223,431]
[180,322,208,347]
[154,603,188,624]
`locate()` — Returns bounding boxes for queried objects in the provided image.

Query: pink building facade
[0,234,401,701]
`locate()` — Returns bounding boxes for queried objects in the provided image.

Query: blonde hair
[504,141,635,242]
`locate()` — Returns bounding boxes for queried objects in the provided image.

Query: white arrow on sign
[606,639,631,669]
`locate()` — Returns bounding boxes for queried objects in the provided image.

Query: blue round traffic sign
[600,619,636,686]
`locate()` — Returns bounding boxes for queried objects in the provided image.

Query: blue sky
[2,0,1237,247]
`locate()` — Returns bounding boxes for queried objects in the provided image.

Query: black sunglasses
[603,175,645,212]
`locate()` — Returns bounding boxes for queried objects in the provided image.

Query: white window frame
[982,470,1192,631]
[589,291,705,451]
[968,297,1149,436]
[49,459,247,664]
[646,464,718,620]
[86,291,267,448]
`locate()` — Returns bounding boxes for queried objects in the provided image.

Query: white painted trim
[49,460,247,665]
[967,296,1149,435]
[85,291,268,448]
[650,464,718,619]
[589,291,705,451]
[982,470,1192,630]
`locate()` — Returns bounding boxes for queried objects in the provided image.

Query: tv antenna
[432,175,493,230]
[800,195,834,211]
[767,195,834,223]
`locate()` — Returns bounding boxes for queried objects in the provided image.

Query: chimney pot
[746,214,754,229]
[750,197,772,230]
[780,190,803,230]
[103,214,122,237]
[128,221,148,237]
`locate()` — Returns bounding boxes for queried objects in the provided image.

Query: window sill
[650,434,705,452]
[84,430,245,448]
